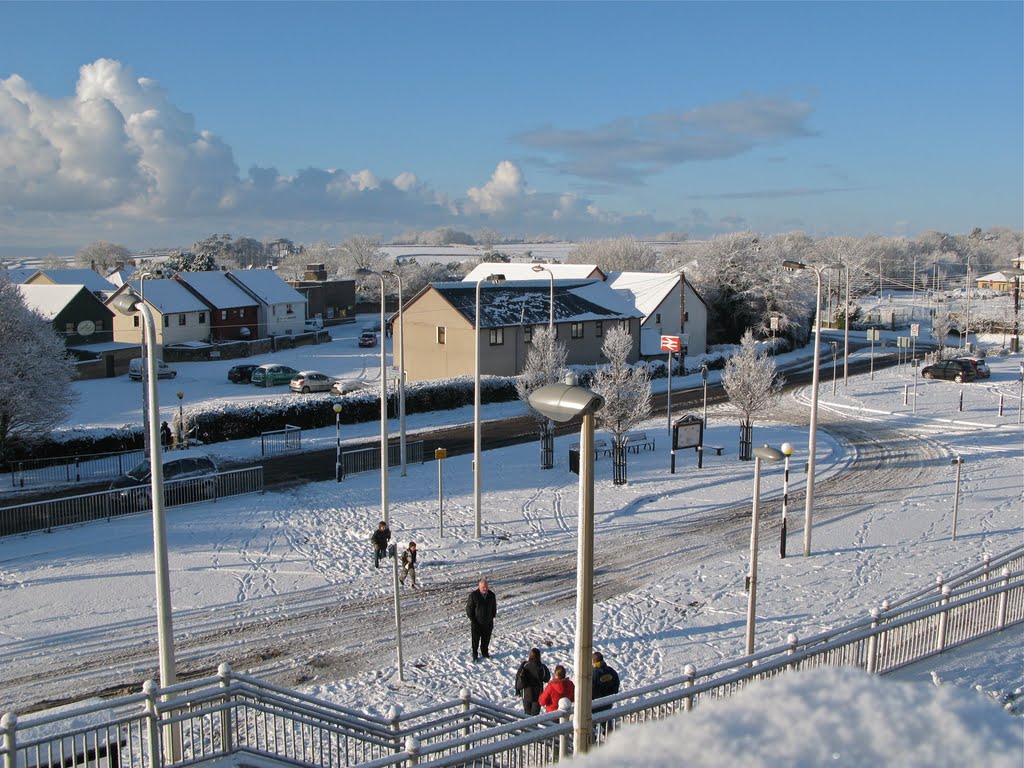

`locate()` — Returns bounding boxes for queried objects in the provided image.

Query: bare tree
[336,236,389,301]
[592,325,651,483]
[722,330,784,460]
[0,277,79,459]
[516,326,568,467]
[77,241,132,273]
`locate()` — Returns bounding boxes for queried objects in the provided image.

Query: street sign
[769,315,780,331]
[661,335,681,352]
[910,323,920,337]
[866,329,881,341]
[673,415,703,449]
[897,336,910,348]
[434,448,448,460]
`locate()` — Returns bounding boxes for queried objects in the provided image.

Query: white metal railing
[3,449,147,489]
[2,549,1021,768]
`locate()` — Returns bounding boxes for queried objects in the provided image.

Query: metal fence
[341,441,424,479]
[261,425,302,457]
[2,449,147,489]
[2,546,1020,768]
[0,467,264,538]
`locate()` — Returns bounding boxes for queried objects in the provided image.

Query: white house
[107,279,213,350]
[225,269,307,338]
[606,271,709,359]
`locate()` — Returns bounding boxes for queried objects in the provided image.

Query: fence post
[866,609,881,674]
[558,697,572,760]
[786,633,799,671]
[404,736,419,767]
[143,680,161,768]
[998,568,1010,629]
[218,663,233,754]
[937,585,951,652]
[682,664,696,712]
[460,688,471,741]
[982,554,992,588]
[1,712,16,768]
[387,706,401,753]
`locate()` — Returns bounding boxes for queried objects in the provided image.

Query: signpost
[866,328,881,379]
[661,336,681,436]
[910,322,919,362]
[672,415,704,473]
[435,448,447,536]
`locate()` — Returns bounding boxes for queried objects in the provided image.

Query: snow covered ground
[1,316,1021,763]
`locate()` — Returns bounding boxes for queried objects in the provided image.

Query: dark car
[251,364,300,387]
[228,364,259,384]
[358,331,377,348]
[956,357,991,379]
[921,359,977,383]
[110,453,220,509]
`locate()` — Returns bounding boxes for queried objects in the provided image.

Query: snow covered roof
[124,278,210,313]
[32,268,115,293]
[606,271,681,319]
[16,283,91,319]
[976,271,1018,283]
[106,265,137,286]
[426,279,642,328]
[462,262,604,283]
[1,268,41,284]
[176,271,258,309]
[227,269,306,305]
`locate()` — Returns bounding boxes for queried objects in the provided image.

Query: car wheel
[923,371,933,379]
[954,374,964,383]
[302,386,310,393]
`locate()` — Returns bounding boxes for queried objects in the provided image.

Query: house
[106,263,137,288]
[462,262,606,283]
[17,283,115,346]
[975,271,1021,293]
[24,268,116,298]
[174,271,260,341]
[606,271,709,358]
[1,267,43,284]
[395,279,643,382]
[107,279,213,349]
[225,269,307,338]
[286,264,356,324]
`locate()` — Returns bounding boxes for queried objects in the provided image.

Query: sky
[0,1,1021,255]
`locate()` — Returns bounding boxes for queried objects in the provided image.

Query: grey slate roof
[32,269,115,293]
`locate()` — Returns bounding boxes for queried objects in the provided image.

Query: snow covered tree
[336,236,389,301]
[0,277,79,460]
[591,325,651,484]
[568,237,659,273]
[933,303,955,350]
[164,250,217,273]
[76,241,132,273]
[515,326,568,468]
[722,331,784,460]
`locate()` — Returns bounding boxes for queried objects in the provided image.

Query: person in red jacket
[538,664,575,712]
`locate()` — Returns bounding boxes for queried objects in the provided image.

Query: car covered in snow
[358,331,377,348]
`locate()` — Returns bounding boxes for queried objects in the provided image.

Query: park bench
[701,444,725,456]
[624,432,656,453]
[570,439,612,458]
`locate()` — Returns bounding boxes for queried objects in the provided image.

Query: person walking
[514,648,551,716]
[465,578,497,662]
[160,421,172,449]
[370,521,391,569]
[591,651,620,713]
[538,665,575,713]
[399,541,418,588]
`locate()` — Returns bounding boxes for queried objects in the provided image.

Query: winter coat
[371,527,391,552]
[466,588,497,627]
[516,659,551,704]
[538,678,575,712]
[591,662,620,710]
[401,548,417,569]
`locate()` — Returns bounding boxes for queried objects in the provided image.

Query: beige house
[106,279,212,351]
[396,280,643,382]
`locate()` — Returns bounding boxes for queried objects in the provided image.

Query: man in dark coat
[370,521,391,569]
[591,651,620,713]
[465,579,497,662]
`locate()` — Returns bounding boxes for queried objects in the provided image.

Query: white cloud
[393,171,417,191]
[349,170,380,192]
[465,160,526,214]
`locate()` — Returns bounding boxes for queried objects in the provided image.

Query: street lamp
[829,342,838,395]
[779,442,794,559]
[333,403,343,482]
[529,374,604,755]
[382,270,407,477]
[746,444,785,658]
[111,289,176,692]
[531,264,555,328]
[782,260,825,557]
[474,273,506,539]
[175,391,184,449]
[356,269,390,525]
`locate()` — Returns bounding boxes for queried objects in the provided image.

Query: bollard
[387,705,401,753]
[786,633,799,672]
[460,689,471,741]
[937,584,951,652]
[903,384,908,406]
[558,698,572,760]
[143,680,161,768]
[997,568,1010,629]
[683,664,696,712]
[958,390,963,412]
[404,736,420,767]
[866,609,880,674]
[998,394,1004,417]
[218,663,233,754]
[2,712,17,768]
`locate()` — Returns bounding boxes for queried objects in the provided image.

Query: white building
[225,269,307,338]
[607,271,709,359]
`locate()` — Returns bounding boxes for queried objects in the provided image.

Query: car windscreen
[125,459,151,481]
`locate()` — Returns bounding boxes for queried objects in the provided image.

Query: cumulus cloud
[516,95,818,184]
[465,160,526,214]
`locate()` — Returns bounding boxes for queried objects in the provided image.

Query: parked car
[331,379,367,395]
[304,318,324,332]
[921,359,977,383]
[110,452,220,509]
[128,357,176,381]
[228,364,259,384]
[289,371,334,393]
[956,356,991,378]
[251,364,299,387]
[358,331,377,348]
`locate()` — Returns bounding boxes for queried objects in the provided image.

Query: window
[134,316,140,328]
[95,320,104,332]
[437,326,446,344]
[595,320,603,337]
[221,310,227,321]
[571,322,584,339]
[683,311,689,322]
[178,314,186,326]
[285,303,294,315]
[66,322,75,335]
[489,328,504,346]
[199,312,206,324]
[239,308,245,318]
[163,315,169,328]
[655,313,662,324]
[524,326,533,344]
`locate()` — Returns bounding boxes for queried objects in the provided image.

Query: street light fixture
[782,259,825,557]
[111,289,177,692]
[528,374,604,755]
[356,268,390,525]
[746,444,785,659]
[474,273,506,539]
[382,270,407,477]
[531,264,555,328]
[333,403,344,482]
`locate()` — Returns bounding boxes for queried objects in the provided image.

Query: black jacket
[371,526,391,552]
[517,659,551,695]
[466,588,497,627]
[592,662,620,701]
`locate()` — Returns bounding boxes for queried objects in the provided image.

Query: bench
[570,439,612,458]
[701,445,724,456]
[624,432,656,453]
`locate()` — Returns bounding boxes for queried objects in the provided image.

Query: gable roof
[123,278,210,313]
[1,268,42,284]
[176,271,258,308]
[17,284,94,319]
[226,269,306,305]
[423,279,642,329]
[976,271,1017,283]
[106,265,137,286]
[462,262,605,283]
[31,268,115,293]
[606,271,681,319]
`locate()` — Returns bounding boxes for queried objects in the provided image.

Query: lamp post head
[528,382,603,422]
[753,444,785,462]
[531,265,546,273]
[355,267,375,277]
[333,403,343,414]
[176,391,183,400]
[780,442,795,457]
[111,289,142,316]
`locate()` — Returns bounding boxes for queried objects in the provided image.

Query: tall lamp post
[531,264,555,328]
[783,260,825,557]
[357,269,390,525]
[474,274,506,539]
[175,391,184,449]
[333,403,343,482]
[529,375,604,755]
[746,444,785,658]
[111,290,177,692]
[383,270,407,477]
[779,442,794,559]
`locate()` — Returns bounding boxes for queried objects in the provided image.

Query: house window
[178,314,186,326]
[596,320,603,337]
[66,322,75,335]
[285,304,294,315]
[221,310,227,320]
[95,320,104,332]
[683,311,689,322]
[571,322,584,339]
[239,308,245,318]
[437,326,446,344]
[524,326,533,344]
[163,316,169,328]
[199,312,206,324]
[655,313,662,324]
[489,328,504,346]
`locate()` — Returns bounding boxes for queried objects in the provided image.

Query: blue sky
[0,1,1020,253]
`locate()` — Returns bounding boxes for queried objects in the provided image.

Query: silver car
[289,370,334,393]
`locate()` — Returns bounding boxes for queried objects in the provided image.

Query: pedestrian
[160,421,172,449]
[514,647,551,716]
[399,541,418,588]
[465,578,497,662]
[538,664,575,713]
[591,651,620,713]
[370,521,391,569]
